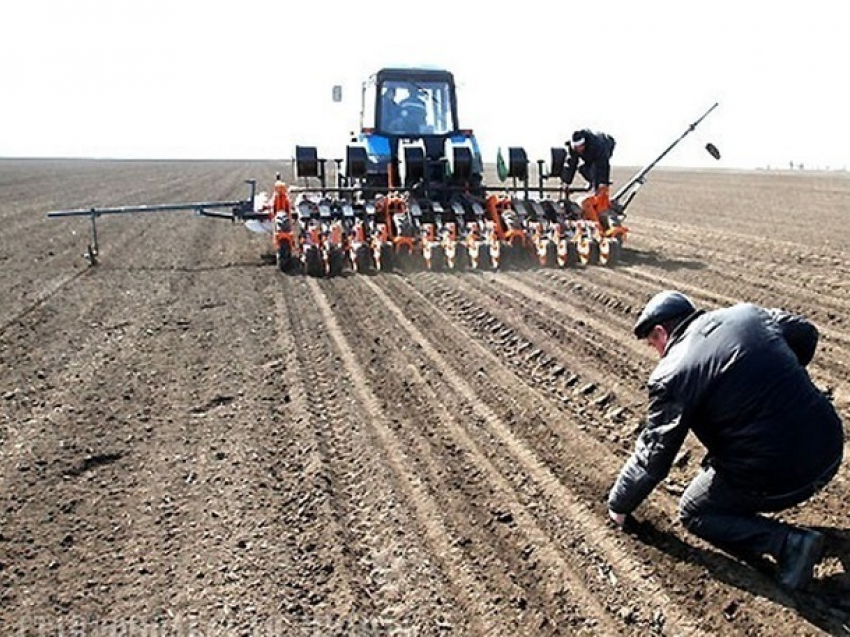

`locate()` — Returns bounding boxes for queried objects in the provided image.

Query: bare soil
[1,159,848,635]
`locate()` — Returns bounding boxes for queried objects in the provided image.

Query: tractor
[276,67,717,276]
[48,67,719,276]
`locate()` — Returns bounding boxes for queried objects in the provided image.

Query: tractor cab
[356,67,483,195]
[373,74,455,136]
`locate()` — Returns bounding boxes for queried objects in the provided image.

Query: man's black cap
[633,290,697,339]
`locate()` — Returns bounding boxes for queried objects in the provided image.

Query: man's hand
[608,509,627,528]
[607,509,643,535]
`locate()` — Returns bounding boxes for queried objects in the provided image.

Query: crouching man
[608,290,844,590]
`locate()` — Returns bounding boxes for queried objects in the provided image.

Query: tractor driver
[563,129,616,226]
[396,97,428,134]
[382,83,428,135]
[381,84,405,131]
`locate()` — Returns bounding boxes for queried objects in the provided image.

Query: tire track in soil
[277,279,472,635]
[413,270,709,489]
[405,271,648,451]
[411,269,719,492]
[627,222,850,332]
[373,272,837,635]
[487,271,652,391]
[269,290,367,630]
[321,278,629,635]
[408,270,719,492]
[407,270,660,462]
[510,269,650,348]
[357,275,712,636]
[302,277,507,636]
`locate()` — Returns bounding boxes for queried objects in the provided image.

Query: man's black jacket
[564,129,616,188]
[609,303,845,514]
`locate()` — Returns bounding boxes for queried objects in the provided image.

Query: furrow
[304,277,502,636]
[326,277,628,634]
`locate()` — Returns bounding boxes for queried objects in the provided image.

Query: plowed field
[1,159,848,635]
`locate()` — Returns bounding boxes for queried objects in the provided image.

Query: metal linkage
[47,181,261,265]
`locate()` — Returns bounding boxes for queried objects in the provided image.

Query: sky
[1,0,848,170]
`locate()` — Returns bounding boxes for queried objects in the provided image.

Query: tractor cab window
[378,80,455,136]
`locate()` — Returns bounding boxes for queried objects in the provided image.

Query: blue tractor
[295,67,486,199]
[352,67,485,198]
[293,66,553,273]
[46,65,719,276]
[289,73,718,274]
[47,68,719,275]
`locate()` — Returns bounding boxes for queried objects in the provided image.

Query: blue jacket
[609,304,844,514]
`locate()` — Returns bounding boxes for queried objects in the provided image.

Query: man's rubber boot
[777,529,824,591]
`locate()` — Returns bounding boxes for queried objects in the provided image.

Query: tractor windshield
[378,79,455,136]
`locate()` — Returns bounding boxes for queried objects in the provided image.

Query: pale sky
[1,0,847,170]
